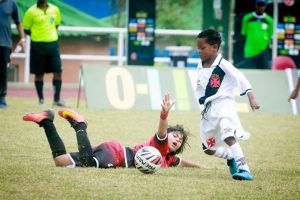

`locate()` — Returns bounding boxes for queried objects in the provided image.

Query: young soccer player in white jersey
[195,29,260,181]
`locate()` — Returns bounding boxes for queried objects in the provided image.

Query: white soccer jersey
[195,54,252,150]
[195,54,252,106]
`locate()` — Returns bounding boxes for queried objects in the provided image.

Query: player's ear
[213,44,219,51]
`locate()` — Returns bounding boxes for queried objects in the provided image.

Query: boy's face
[196,38,218,62]
[168,131,183,152]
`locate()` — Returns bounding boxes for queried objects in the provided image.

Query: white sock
[230,143,250,172]
[214,147,233,160]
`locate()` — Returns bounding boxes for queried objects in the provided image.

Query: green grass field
[1,97,300,200]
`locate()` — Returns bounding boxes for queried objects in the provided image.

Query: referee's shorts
[30,41,62,75]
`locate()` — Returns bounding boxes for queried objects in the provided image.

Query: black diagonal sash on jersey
[199,58,225,105]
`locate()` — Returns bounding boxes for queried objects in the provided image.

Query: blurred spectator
[238,0,273,69]
[0,0,25,108]
[23,0,66,106]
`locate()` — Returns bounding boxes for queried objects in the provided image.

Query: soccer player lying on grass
[23,93,204,169]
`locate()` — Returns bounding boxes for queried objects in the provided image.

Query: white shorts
[200,97,246,151]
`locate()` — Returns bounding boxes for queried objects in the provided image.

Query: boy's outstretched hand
[161,93,176,113]
[247,91,260,111]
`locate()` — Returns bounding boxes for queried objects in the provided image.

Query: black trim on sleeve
[155,133,168,144]
[240,89,252,96]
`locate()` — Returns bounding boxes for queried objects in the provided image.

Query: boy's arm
[247,91,260,111]
[220,62,259,111]
[221,61,252,96]
[157,93,176,139]
[178,159,207,169]
[288,76,300,101]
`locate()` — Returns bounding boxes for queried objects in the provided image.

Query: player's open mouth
[173,142,177,148]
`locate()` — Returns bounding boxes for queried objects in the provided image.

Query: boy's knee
[221,127,235,141]
[224,136,236,146]
[202,143,215,155]
[54,154,72,167]
[204,149,215,155]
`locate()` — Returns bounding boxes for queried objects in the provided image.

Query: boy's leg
[23,110,69,166]
[220,118,253,180]
[213,147,238,175]
[203,144,238,175]
[227,141,253,181]
[58,108,97,167]
[41,119,67,158]
[201,119,238,175]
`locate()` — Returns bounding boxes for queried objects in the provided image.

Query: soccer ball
[134,146,162,174]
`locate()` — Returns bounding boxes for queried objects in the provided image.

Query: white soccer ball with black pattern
[134,146,162,174]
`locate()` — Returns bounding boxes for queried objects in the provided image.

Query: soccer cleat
[58,108,86,127]
[232,170,253,181]
[227,159,238,175]
[0,99,7,109]
[23,110,54,123]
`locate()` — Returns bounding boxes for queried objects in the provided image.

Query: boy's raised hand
[161,93,176,113]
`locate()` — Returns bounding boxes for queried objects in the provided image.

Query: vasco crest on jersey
[210,74,221,88]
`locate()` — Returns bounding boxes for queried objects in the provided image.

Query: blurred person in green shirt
[240,0,273,69]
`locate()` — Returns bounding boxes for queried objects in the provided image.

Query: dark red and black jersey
[92,141,126,168]
[132,134,180,168]
[72,134,181,168]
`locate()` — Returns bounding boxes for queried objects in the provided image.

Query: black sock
[35,80,44,100]
[73,123,95,167]
[53,80,62,102]
[41,120,66,158]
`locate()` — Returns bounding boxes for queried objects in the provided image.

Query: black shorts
[68,142,136,168]
[30,41,62,75]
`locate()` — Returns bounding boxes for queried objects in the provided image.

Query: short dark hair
[167,124,190,155]
[197,29,222,49]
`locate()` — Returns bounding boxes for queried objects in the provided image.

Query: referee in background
[23,0,66,106]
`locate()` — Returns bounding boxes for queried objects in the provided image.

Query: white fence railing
[11,25,201,84]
